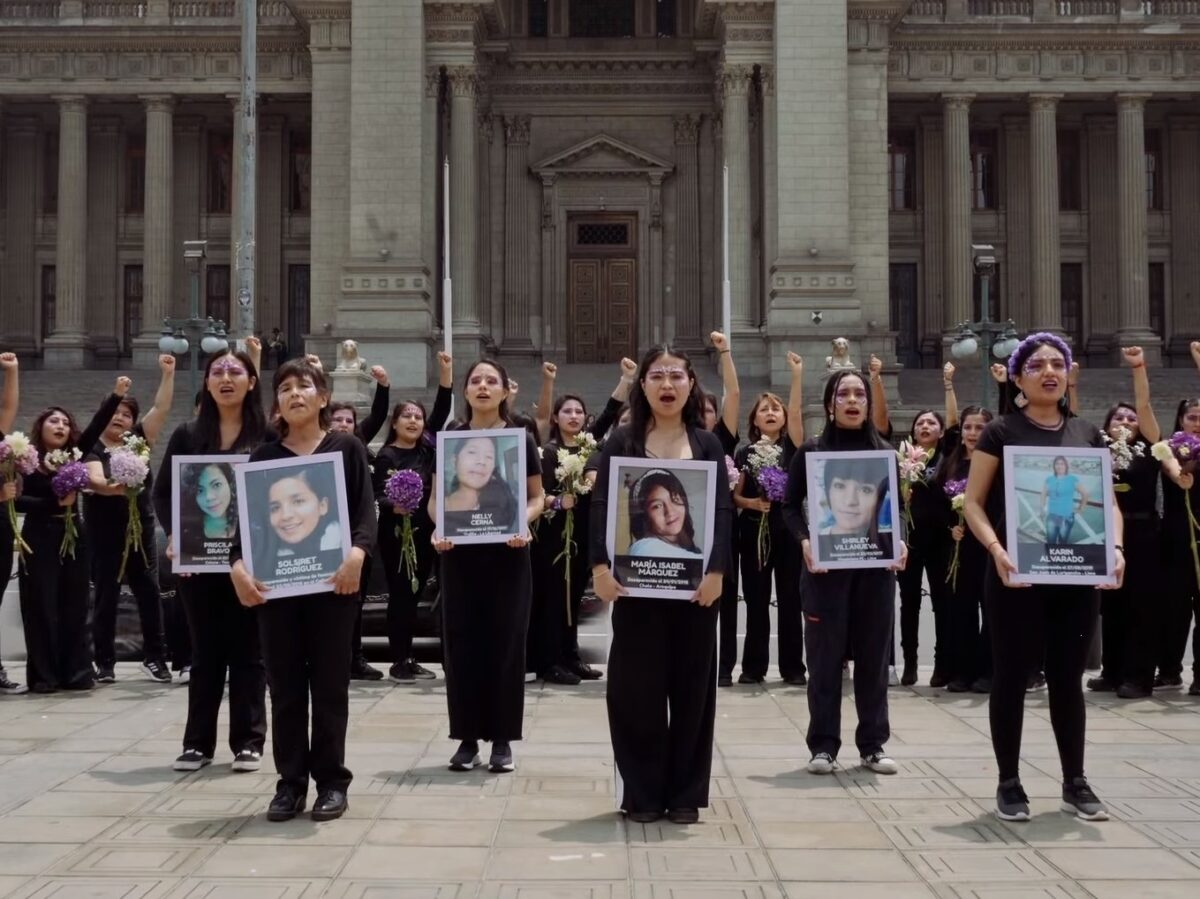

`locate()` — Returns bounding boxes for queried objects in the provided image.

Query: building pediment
[531,134,674,180]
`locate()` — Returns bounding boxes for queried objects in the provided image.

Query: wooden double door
[567,215,637,363]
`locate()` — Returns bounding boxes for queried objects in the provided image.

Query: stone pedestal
[331,367,375,407]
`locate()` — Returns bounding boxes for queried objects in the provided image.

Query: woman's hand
[0,481,15,503]
[231,560,268,607]
[990,363,1008,383]
[542,361,557,381]
[889,540,909,573]
[989,542,1029,589]
[868,355,883,380]
[0,352,17,371]
[327,548,365,595]
[620,357,637,380]
[1100,548,1126,591]
[432,532,453,553]
[801,539,827,575]
[1122,346,1145,368]
[692,572,723,607]
[437,351,453,378]
[115,376,132,397]
[593,566,628,603]
[1177,471,1196,491]
[370,365,390,387]
[559,493,576,511]
[951,524,964,542]
[787,351,803,375]
[710,331,729,353]
[159,354,177,375]
[753,497,771,514]
[58,491,76,508]
[506,532,531,549]
[943,362,955,382]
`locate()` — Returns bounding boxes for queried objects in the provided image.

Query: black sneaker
[667,807,699,824]
[408,661,436,680]
[1087,677,1116,693]
[141,659,172,683]
[1061,777,1109,821]
[311,788,348,822]
[737,672,763,685]
[945,679,972,693]
[717,672,733,687]
[94,665,116,684]
[489,741,515,773]
[929,670,949,689]
[350,658,383,681]
[173,749,212,772]
[783,673,808,687]
[971,677,992,694]
[543,664,581,686]
[1154,673,1182,688]
[389,662,416,683]
[0,669,28,695]
[449,740,481,771]
[568,660,602,680]
[995,777,1030,821]
[267,784,306,822]
[1026,672,1047,692]
[1189,681,1200,697]
[232,748,262,772]
[900,663,917,686]
[1116,682,1152,699]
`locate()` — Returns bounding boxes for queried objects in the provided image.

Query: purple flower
[51,461,90,499]
[15,452,39,476]
[1007,331,1073,380]
[943,478,968,499]
[0,443,9,463]
[756,466,788,502]
[385,469,424,515]
[724,455,740,490]
[108,448,149,488]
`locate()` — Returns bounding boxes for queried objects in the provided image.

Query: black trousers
[984,567,1098,782]
[948,533,992,684]
[164,588,192,670]
[539,512,590,672]
[802,567,894,759]
[1159,537,1200,681]
[608,597,717,813]
[896,528,952,672]
[737,513,804,679]
[0,529,12,673]
[442,544,531,742]
[180,575,266,757]
[1100,522,1157,689]
[349,553,371,661]
[717,533,740,678]
[258,592,357,794]
[377,511,435,665]
[526,532,553,676]
[19,522,93,691]
[89,520,166,668]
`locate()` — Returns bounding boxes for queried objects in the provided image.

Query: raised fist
[115,376,132,397]
[710,331,729,353]
[159,354,176,373]
[370,365,390,387]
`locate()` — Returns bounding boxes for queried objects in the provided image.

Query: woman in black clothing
[0,352,23,695]
[155,349,268,774]
[374,351,453,683]
[433,359,544,775]
[732,350,805,686]
[231,358,376,823]
[18,381,125,693]
[782,369,907,777]
[590,345,733,825]
[963,332,1123,823]
[84,354,176,685]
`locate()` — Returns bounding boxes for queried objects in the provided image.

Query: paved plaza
[0,656,1199,898]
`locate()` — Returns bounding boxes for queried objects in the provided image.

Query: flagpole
[722,164,731,346]
[443,157,454,419]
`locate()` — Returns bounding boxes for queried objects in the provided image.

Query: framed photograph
[1002,446,1116,586]
[234,453,351,599]
[435,428,528,545]
[170,454,250,573]
[805,450,901,570]
[605,458,717,600]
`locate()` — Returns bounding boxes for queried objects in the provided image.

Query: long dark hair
[446,435,518,528]
[192,349,266,453]
[629,469,699,552]
[30,406,80,457]
[821,456,889,542]
[257,463,338,564]
[461,359,514,426]
[180,461,238,539]
[386,399,431,446]
[1008,333,1072,415]
[1102,402,1142,445]
[626,345,704,456]
[935,404,994,489]
[909,408,946,443]
[1173,398,1200,435]
[272,358,332,439]
[817,370,891,450]
[747,392,787,444]
[549,393,588,446]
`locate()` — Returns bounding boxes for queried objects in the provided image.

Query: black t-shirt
[373,441,437,531]
[1115,439,1159,519]
[975,412,1105,549]
[85,422,154,526]
[735,435,797,523]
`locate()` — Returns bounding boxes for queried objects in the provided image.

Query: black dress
[942,453,992,688]
[1159,456,1200,684]
[897,444,954,676]
[441,428,542,743]
[710,420,743,682]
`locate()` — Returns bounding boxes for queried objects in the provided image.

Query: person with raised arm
[0,352,23,694]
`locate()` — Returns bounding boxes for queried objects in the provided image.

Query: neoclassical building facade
[0,0,1198,384]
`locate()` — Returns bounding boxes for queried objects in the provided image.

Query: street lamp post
[951,243,1021,408]
[159,240,229,399]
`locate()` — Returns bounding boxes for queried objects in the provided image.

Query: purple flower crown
[1007,331,1073,380]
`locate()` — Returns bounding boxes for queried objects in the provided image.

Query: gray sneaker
[996,777,1030,821]
[1061,777,1109,821]
[807,752,838,775]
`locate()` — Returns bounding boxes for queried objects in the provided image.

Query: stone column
[1168,116,1200,349]
[1003,115,1031,328]
[502,114,531,347]
[720,64,754,331]
[673,114,702,346]
[44,95,91,367]
[649,174,665,345]
[172,115,203,319]
[1028,94,1062,333]
[87,115,120,362]
[447,66,480,350]
[2,117,37,353]
[423,67,440,323]
[920,115,945,358]
[256,114,284,334]
[1085,115,1119,354]
[942,93,974,334]
[476,111,493,344]
[1115,93,1160,359]
[488,109,506,345]
[760,68,777,340]
[138,95,174,366]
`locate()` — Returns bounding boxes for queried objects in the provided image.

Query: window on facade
[43,132,59,214]
[887,129,916,211]
[1149,262,1166,339]
[125,133,146,214]
[1145,130,1163,211]
[1058,129,1082,211]
[972,264,1002,322]
[207,132,233,214]
[206,265,231,325]
[969,129,998,210]
[123,265,143,353]
[656,0,677,37]
[289,131,311,213]
[41,266,56,339]
[570,0,636,37]
[1060,263,1084,349]
[529,0,548,36]
[889,263,920,369]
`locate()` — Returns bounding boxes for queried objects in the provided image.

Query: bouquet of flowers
[725,455,740,491]
[107,432,151,580]
[385,468,425,593]
[1151,431,1200,589]
[552,432,598,624]
[0,432,40,561]
[1101,425,1144,493]
[46,448,88,559]
[942,478,968,590]
[745,437,788,569]
[897,440,933,530]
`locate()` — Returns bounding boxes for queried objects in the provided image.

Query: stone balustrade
[904,0,1199,18]
[0,0,294,23]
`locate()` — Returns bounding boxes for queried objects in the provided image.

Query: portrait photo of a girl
[436,430,526,543]
[627,469,704,561]
[808,452,900,567]
[171,455,249,571]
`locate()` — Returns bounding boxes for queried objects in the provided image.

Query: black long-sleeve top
[371,385,454,532]
[359,382,390,447]
[229,430,378,568]
[588,424,732,575]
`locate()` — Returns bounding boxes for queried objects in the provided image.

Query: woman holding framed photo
[229,358,377,823]
[589,345,733,825]
[963,332,1124,823]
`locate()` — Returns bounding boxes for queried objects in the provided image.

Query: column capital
[446,66,478,98]
[719,64,754,98]
[140,94,175,113]
[941,92,975,110]
[425,67,442,99]
[503,113,530,145]
[53,94,88,112]
[1115,92,1152,109]
[478,111,495,143]
[759,64,774,97]
[1028,93,1064,110]
[673,114,700,145]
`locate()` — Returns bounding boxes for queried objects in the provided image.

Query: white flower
[1151,441,1172,462]
[951,494,966,512]
[4,432,30,457]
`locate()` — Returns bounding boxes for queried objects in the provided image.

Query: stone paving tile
[6,878,179,899]
[768,848,919,881]
[166,879,329,899]
[1079,883,1200,899]
[630,885,781,899]
[1038,847,1200,880]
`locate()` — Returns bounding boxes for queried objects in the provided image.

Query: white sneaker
[861,751,898,775]
[524,671,537,683]
[175,666,191,685]
[807,752,838,775]
[887,665,899,687]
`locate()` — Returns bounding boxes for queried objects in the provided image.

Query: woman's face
[268,476,327,545]
[330,409,357,434]
[912,412,942,449]
[1108,406,1139,442]
[196,465,232,521]
[207,354,255,408]
[618,408,632,428]
[1054,458,1069,476]
[703,399,719,431]
[277,374,326,427]
[828,475,877,533]
[455,437,496,491]
[556,400,586,439]
[961,413,989,452]
[1183,403,1200,436]
[644,484,687,540]
[394,404,425,443]
[466,364,508,415]
[106,403,135,442]
[1014,346,1068,407]
[754,398,785,439]
[642,354,693,419]
[41,410,72,450]
[830,375,868,429]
